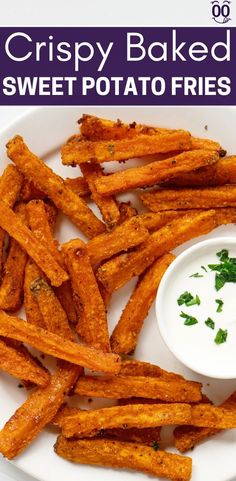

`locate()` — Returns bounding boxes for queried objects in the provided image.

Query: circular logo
[211,0,231,24]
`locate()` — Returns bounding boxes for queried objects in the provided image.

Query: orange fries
[55,437,192,481]
[75,375,202,402]
[62,129,192,164]
[0,310,120,373]
[111,253,175,354]
[62,239,110,352]
[93,150,219,196]
[7,135,105,238]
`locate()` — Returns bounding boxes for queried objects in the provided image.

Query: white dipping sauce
[156,237,236,379]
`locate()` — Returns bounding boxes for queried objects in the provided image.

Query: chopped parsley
[180,311,198,326]
[189,272,203,278]
[201,265,208,273]
[214,328,228,344]
[205,318,215,330]
[153,441,159,451]
[208,249,236,291]
[177,291,200,307]
[215,299,224,313]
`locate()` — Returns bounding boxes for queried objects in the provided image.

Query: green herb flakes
[180,312,198,326]
[214,328,228,344]
[215,299,224,313]
[153,441,159,451]
[177,291,200,307]
[208,249,236,291]
[189,273,203,278]
[205,318,215,330]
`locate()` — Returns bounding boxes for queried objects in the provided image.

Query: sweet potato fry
[60,403,192,438]
[62,240,110,352]
[118,201,137,223]
[27,199,78,325]
[75,375,202,402]
[80,162,120,229]
[140,185,236,212]
[0,204,28,311]
[0,165,23,272]
[79,115,224,156]
[190,403,236,429]
[96,210,217,293]
[0,337,50,387]
[54,405,161,446]
[164,155,236,188]
[0,200,68,287]
[65,176,90,196]
[140,208,236,231]
[111,253,175,354]
[27,200,61,262]
[0,362,82,459]
[30,277,73,341]
[7,135,105,238]
[61,130,192,165]
[0,310,120,373]
[174,391,236,453]
[139,211,185,232]
[79,114,171,140]
[94,150,219,196]
[120,359,184,381]
[191,137,226,155]
[87,216,149,267]
[24,260,45,328]
[55,437,192,481]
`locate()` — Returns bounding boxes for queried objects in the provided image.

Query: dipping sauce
[156,237,236,379]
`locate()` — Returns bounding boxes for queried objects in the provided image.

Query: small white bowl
[156,237,236,379]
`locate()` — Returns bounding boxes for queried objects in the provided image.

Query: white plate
[1,106,236,481]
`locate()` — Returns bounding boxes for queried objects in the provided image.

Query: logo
[211,1,231,23]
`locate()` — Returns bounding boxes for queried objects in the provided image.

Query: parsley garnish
[208,249,236,291]
[214,328,228,344]
[177,291,200,307]
[153,441,159,451]
[205,318,215,330]
[215,299,223,313]
[189,273,203,278]
[180,311,198,326]
[201,266,208,273]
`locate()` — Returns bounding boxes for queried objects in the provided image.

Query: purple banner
[0,27,235,105]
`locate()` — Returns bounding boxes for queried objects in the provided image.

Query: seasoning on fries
[0,310,120,373]
[93,150,219,196]
[61,129,192,165]
[140,184,236,212]
[0,363,82,459]
[62,239,110,352]
[111,253,175,354]
[59,403,192,438]
[80,162,120,229]
[87,216,149,267]
[7,135,105,238]
[0,165,23,273]
[0,201,68,287]
[53,405,162,446]
[0,337,50,387]
[0,203,28,311]
[55,437,192,481]
[75,375,202,402]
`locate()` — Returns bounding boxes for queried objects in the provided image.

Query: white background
[0,0,235,480]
